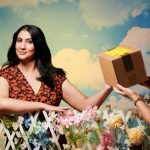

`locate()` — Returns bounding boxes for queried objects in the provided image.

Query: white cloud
[0,0,58,7]
[53,48,105,89]
[79,0,149,30]
[131,3,148,17]
[120,26,150,74]
[65,0,79,6]
[0,0,38,6]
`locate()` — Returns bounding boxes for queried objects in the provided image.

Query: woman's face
[15,30,35,62]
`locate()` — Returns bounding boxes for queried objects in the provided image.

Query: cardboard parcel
[99,46,147,87]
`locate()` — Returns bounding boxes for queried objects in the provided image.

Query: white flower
[90,122,98,129]
[17,116,24,126]
[48,111,57,121]
[37,121,42,125]
[124,139,131,147]
[63,144,70,149]
[41,122,47,129]
[36,122,42,131]
[16,131,21,138]
[57,126,64,134]
[12,122,18,131]
[120,125,126,131]
[33,147,40,150]
[14,137,18,144]
[20,142,27,149]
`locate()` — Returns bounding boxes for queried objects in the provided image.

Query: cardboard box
[99,46,147,87]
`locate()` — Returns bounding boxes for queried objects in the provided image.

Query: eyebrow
[17,37,32,40]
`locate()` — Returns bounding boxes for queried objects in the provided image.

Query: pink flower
[97,128,112,149]
[97,144,106,150]
[56,106,98,128]
[80,106,98,122]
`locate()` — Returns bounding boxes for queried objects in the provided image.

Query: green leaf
[89,129,100,144]
[0,115,16,130]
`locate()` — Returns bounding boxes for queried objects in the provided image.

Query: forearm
[131,95,150,125]
[136,101,150,125]
[82,85,112,110]
[62,80,112,111]
[0,98,45,114]
[114,84,150,125]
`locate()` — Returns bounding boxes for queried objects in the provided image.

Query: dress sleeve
[0,66,9,78]
[0,68,7,79]
[0,67,13,82]
[57,74,67,85]
[53,74,67,89]
[59,74,67,83]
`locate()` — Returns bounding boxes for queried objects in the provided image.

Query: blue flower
[28,127,51,148]
[41,137,51,145]
[38,128,51,145]
[28,136,41,147]
[23,114,31,128]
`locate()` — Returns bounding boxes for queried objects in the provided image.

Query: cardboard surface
[99,46,147,87]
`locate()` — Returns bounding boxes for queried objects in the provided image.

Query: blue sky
[1,0,150,54]
[0,0,150,108]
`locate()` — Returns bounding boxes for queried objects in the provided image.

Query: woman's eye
[16,38,22,42]
[27,40,33,44]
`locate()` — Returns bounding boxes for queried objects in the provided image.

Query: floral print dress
[0,65,66,105]
[0,65,67,149]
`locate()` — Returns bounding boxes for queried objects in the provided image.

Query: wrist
[40,103,45,111]
[134,97,144,106]
[105,85,112,91]
[130,93,140,102]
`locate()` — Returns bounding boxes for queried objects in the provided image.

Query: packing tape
[105,47,130,57]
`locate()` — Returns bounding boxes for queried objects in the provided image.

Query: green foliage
[0,115,17,132]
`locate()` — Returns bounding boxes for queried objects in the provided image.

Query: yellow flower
[76,139,85,148]
[110,115,124,129]
[127,128,145,146]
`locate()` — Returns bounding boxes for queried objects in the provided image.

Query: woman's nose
[20,42,26,49]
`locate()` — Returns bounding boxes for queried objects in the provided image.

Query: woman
[0,25,112,148]
[0,24,112,113]
[114,84,150,125]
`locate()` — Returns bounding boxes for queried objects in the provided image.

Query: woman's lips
[18,51,27,55]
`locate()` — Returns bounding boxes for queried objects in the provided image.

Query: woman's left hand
[43,104,72,112]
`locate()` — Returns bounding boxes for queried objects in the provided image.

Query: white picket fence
[0,109,149,150]
[0,111,62,150]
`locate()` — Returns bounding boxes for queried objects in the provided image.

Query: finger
[118,91,126,96]
[55,107,73,112]
[113,87,121,93]
[116,84,133,94]
[116,84,126,90]
[113,87,117,91]
[62,107,73,110]
[113,87,126,95]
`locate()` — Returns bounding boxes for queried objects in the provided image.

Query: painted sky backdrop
[0,0,150,108]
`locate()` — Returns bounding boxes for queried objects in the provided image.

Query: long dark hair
[4,25,65,89]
